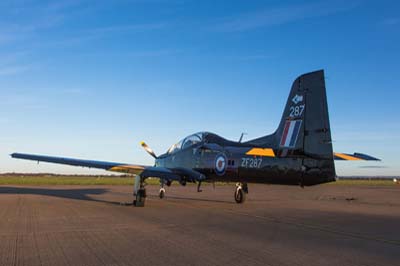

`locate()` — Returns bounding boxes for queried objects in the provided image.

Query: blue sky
[1,0,399,176]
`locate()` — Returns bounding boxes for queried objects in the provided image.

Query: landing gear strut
[133,175,146,207]
[159,180,166,199]
[234,182,248,204]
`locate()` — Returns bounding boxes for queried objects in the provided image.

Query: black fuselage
[155,133,335,186]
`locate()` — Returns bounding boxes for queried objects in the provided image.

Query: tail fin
[276,70,334,159]
[247,70,336,184]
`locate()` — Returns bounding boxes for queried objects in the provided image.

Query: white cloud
[90,23,168,35]
[214,2,358,32]
[127,49,178,58]
[0,65,32,76]
[380,18,400,26]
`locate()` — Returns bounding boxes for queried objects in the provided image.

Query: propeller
[140,141,157,159]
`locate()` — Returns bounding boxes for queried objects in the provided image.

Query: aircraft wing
[11,153,148,175]
[10,153,206,182]
[333,152,380,161]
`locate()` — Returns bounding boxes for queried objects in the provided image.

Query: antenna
[238,132,247,143]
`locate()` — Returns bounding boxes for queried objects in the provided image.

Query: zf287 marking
[241,158,262,168]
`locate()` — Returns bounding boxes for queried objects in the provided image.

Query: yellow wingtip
[334,152,362,161]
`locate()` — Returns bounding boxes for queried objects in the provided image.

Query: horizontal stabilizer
[334,152,380,161]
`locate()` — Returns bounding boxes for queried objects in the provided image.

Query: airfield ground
[0,181,399,266]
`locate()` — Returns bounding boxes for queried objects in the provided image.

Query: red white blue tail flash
[280,120,302,148]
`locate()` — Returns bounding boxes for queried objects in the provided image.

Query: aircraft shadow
[152,195,235,204]
[0,186,129,206]
[0,186,234,206]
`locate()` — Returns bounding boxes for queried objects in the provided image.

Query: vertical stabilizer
[275,70,334,159]
[246,70,336,184]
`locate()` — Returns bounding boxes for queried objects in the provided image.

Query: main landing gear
[133,175,146,207]
[234,182,248,204]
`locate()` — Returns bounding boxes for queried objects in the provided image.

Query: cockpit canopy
[167,132,208,154]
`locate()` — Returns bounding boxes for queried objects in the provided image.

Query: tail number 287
[289,104,305,117]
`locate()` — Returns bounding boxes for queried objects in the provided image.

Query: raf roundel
[214,154,227,176]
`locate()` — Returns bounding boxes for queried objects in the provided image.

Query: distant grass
[332,179,397,186]
[0,174,397,186]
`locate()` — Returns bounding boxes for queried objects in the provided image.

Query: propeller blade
[140,141,157,158]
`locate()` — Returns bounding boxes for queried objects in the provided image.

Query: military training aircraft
[11,70,380,206]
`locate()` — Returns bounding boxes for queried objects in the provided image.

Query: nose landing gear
[234,182,248,204]
[197,181,202,192]
[159,179,167,199]
[159,187,166,199]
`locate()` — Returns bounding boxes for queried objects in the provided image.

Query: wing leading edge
[11,153,147,175]
[10,153,206,182]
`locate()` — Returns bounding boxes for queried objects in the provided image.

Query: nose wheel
[159,179,166,199]
[159,187,166,199]
[234,182,248,204]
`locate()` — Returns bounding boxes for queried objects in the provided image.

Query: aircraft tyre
[234,183,247,204]
[159,188,165,199]
[134,188,146,207]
